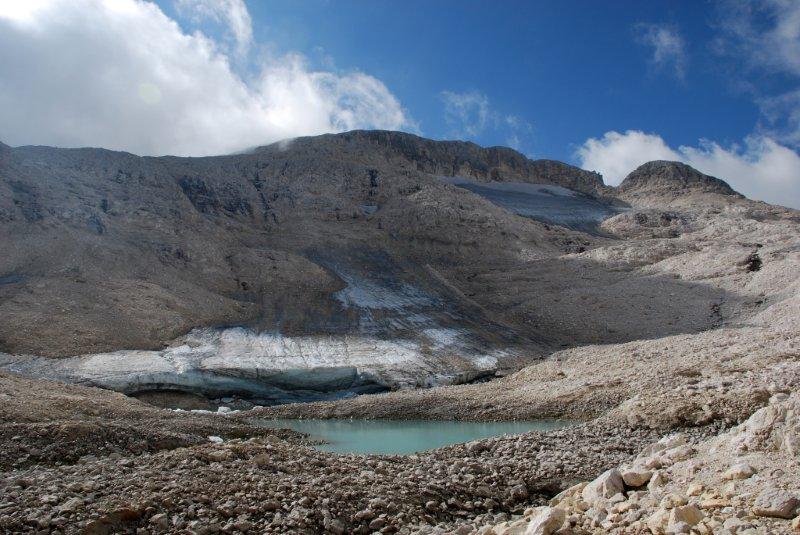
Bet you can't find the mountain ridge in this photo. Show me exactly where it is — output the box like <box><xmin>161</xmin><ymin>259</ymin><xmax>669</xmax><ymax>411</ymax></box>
<box><xmin>3</xmin><ymin>132</ymin><xmax>745</xmax><ymax>205</ymax></box>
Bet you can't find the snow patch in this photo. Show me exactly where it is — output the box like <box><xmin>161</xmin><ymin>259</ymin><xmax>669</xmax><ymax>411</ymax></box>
<box><xmin>0</xmin><ymin>326</ymin><xmax>517</xmax><ymax>403</ymax></box>
<box><xmin>437</xmin><ymin>176</ymin><xmax>622</xmax><ymax>233</ymax></box>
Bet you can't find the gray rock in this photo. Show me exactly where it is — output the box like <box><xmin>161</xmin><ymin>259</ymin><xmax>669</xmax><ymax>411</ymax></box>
<box><xmin>621</xmin><ymin>467</ymin><xmax>653</xmax><ymax>487</ymax></box>
<box><xmin>149</xmin><ymin>513</ymin><xmax>169</xmax><ymax>529</ymax></box>
<box><xmin>752</xmin><ymin>487</ymin><xmax>799</xmax><ymax>519</ymax></box>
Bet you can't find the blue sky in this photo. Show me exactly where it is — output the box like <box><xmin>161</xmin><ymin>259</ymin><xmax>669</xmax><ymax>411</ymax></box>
<box><xmin>216</xmin><ymin>0</ymin><xmax>758</xmax><ymax>160</ymax></box>
<box><xmin>1</xmin><ymin>1</ymin><xmax>799</xmax><ymax>206</ymax></box>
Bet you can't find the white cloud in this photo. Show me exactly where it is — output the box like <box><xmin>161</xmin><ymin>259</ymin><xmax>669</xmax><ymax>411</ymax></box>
<box><xmin>440</xmin><ymin>90</ymin><xmax>491</xmax><ymax>139</ymax></box>
<box><xmin>439</xmin><ymin>90</ymin><xmax>534</xmax><ymax>154</ymax></box>
<box><xmin>577</xmin><ymin>130</ymin><xmax>800</xmax><ymax>209</ymax></box>
<box><xmin>714</xmin><ymin>1</ymin><xmax>800</xmax><ymax>148</ymax></box>
<box><xmin>175</xmin><ymin>0</ymin><xmax>253</xmax><ymax>57</ymax></box>
<box><xmin>759</xmin><ymin>89</ymin><xmax>800</xmax><ymax>147</ymax></box>
<box><xmin>0</xmin><ymin>0</ymin><xmax>409</xmax><ymax>156</ymax></box>
<box><xmin>715</xmin><ymin>0</ymin><xmax>800</xmax><ymax>77</ymax></box>
<box><xmin>577</xmin><ymin>131</ymin><xmax>679</xmax><ymax>184</ymax></box>
<box><xmin>634</xmin><ymin>23</ymin><xmax>687</xmax><ymax>81</ymax></box>
<box><xmin>503</xmin><ymin>115</ymin><xmax>533</xmax><ymax>151</ymax></box>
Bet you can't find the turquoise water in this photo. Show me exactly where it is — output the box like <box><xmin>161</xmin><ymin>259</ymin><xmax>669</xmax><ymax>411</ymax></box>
<box><xmin>258</xmin><ymin>419</ymin><xmax>573</xmax><ymax>455</ymax></box>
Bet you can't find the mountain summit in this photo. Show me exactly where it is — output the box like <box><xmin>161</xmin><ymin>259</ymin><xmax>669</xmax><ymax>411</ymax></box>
<box><xmin>618</xmin><ymin>160</ymin><xmax>740</xmax><ymax>198</ymax></box>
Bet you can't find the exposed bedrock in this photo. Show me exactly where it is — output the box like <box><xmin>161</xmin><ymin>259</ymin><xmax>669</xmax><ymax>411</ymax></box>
<box><xmin>0</xmin><ymin>130</ymin><xmax>616</xmax><ymax>358</ymax></box>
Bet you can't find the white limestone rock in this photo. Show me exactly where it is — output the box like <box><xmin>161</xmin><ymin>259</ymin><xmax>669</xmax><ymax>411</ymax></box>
<box><xmin>668</xmin><ymin>504</ymin><xmax>703</xmax><ymax>528</ymax></box>
<box><xmin>581</xmin><ymin>469</ymin><xmax>624</xmax><ymax>505</ymax></box>
<box><xmin>621</xmin><ymin>467</ymin><xmax>653</xmax><ymax>488</ymax></box>
<box><xmin>723</xmin><ymin>463</ymin><xmax>756</xmax><ymax>480</ymax></box>
<box><xmin>524</xmin><ymin>507</ymin><xmax>565</xmax><ymax>535</ymax></box>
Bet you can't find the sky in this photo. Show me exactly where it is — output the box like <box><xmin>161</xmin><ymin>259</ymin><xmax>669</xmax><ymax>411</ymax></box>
<box><xmin>0</xmin><ymin>1</ymin><xmax>799</xmax><ymax>208</ymax></box>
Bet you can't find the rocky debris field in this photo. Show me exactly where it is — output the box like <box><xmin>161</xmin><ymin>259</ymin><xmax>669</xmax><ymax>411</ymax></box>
<box><xmin>0</xmin><ymin>367</ymin><xmax>726</xmax><ymax>535</ymax></box>
<box><xmin>252</xmin><ymin>191</ymin><xmax>800</xmax><ymax>428</ymax></box>
<box><xmin>477</xmin><ymin>392</ymin><xmax>800</xmax><ymax>535</ymax></box>
<box><xmin>250</xmin><ymin>325</ymin><xmax>800</xmax><ymax>428</ymax></box>
<box><xmin>0</xmin><ymin>373</ymin><xmax>304</xmax><ymax>472</ymax></box>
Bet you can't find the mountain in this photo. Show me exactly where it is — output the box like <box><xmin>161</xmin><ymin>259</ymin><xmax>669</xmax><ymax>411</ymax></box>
<box><xmin>0</xmin><ymin>131</ymin><xmax>755</xmax><ymax>403</ymax></box>
<box><xmin>618</xmin><ymin>160</ymin><xmax>741</xmax><ymax>204</ymax></box>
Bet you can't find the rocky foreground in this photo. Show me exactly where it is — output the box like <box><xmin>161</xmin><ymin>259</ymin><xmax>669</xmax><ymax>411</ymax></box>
<box><xmin>480</xmin><ymin>391</ymin><xmax>800</xmax><ymax>535</ymax></box>
<box><xmin>0</xmin><ymin>370</ymin><xmax>722</xmax><ymax>535</ymax></box>
<box><xmin>1</xmin><ymin>368</ymin><xmax>798</xmax><ymax>534</ymax></box>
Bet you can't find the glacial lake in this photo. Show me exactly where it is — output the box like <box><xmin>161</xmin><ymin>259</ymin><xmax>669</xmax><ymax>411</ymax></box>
<box><xmin>258</xmin><ymin>419</ymin><xmax>573</xmax><ymax>455</ymax></box>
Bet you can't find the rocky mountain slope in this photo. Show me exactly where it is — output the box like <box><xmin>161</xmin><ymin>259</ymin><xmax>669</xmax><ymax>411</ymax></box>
<box><xmin>253</xmin><ymin>184</ymin><xmax>800</xmax><ymax>424</ymax></box>
<box><xmin>0</xmin><ymin>130</ymin><xmax>749</xmax><ymax>403</ymax></box>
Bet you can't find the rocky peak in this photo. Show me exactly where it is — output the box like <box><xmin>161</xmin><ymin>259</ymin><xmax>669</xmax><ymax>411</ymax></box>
<box><xmin>618</xmin><ymin>160</ymin><xmax>740</xmax><ymax>197</ymax></box>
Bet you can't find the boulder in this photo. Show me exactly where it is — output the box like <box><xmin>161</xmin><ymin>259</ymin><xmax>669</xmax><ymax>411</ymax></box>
<box><xmin>699</xmin><ymin>498</ymin><xmax>729</xmax><ymax>510</ymax></box>
<box><xmin>646</xmin><ymin>507</ymin><xmax>670</xmax><ymax>534</ymax></box>
<box><xmin>58</xmin><ymin>497</ymin><xmax>84</xmax><ymax>514</ymax></box>
<box><xmin>686</xmin><ymin>483</ymin><xmax>703</xmax><ymax>496</ymax></box>
<box><xmin>495</xmin><ymin>518</ymin><xmax>529</xmax><ymax>535</ymax></box>
<box><xmin>524</xmin><ymin>507</ymin><xmax>565</xmax><ymax>535</ymax></box>
<box><xmin>149</xmin><ymin>513</ymin><xmax>169</xmax><ymax>529</ymax></box>
<box><xmin>621</xmin><ymin>467</ymin><xmax>653</xmax><ymax>488</ymax></box>
<box><xmin>549</xmin><ymin>482</ymin><xmax>586</xmax><ymax>507</ymax></box>
<box><xmin>668</xmin><ymin>521</ymin><xmax>690</xmax><ymax>534</ymax></box>
<box><xmin>647</xmin><ymin>470</ymin><xmax>669</xmax><ymax>491</ymax></box>
<box><xmin>660</xmin><ymin>494</ymin><xmax>688</xmax><ymax>509</ymax></box>
<box><xmin>511</xmin><ymin>484</ymin><xmax>529</xmax><ymax>500</ymax></box>
<box><xmin>669</xmin><ymin>505</ymin><xmax>703</xmax><ymax>527</ymax></box>
<box><xmin>661</xmin><ymin>445</ymin><xmax>695</xmax><ymax>463</ymax></box>
<box><xmin>638</xmin><ymin>434</ymin><xmax>687</xmax><ymax>459</ymax></box>
<box><xmin>723</xmin><ymin>463</ymin><xmax>756</xmax><ymax>480</ymax></box>
<box><xmin>730</xmin><ymin>395</ymin><xmax>800</xmax><ymax>456</ymax></box>
<box><xmin>581</xmin><ymin>469</ymin><xmax>624</xmax><ymax>505</ymax></box>
<box><xmin>752</xmin><ymin>487</ymin><xmax>800</xmax><ymax>519</ymax></box>
<box><xmin>723</xmin><ymin>517</ymin><xmax>750</xmax><ymax>531</ymax></box>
